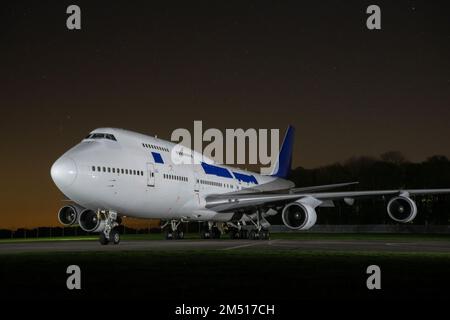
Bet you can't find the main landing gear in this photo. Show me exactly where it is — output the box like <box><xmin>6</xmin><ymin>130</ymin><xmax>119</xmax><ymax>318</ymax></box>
<box><xmin>227</xmin><ymin>209</ymin><xmax>271</xmax><ymax>240</ymax></box>
<box><xmin>98</xmin><ymin>211</ymin><xmax>121</xmax><ymax>245</ymax></box>
<box><xmin>161</xmin><ymin>219</ymin><xmax>185</xmax><ymax>240</ymax></box>
<box><xmin>199</xmin><ymin>222</ymin><xmax>221</xmax><ymax>239</ymax></box>
<box><xmin>227</xmin><ymin>225</ymin><xmax>270</xmax><ymax>240</ymax></box>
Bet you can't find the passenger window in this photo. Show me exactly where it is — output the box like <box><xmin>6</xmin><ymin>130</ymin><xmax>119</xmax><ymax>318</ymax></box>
<box><xmin>103</xmin><ymin>167</ymin><xmax>106</xmax><ymax>172</ymax></box>
<box><xmin>97</xmin><ymin>166</ymin><xmax>101</xmax><ymax>171</ymax></box>
<box><xmin>108</xmin><ymin>168</ymin><xmax>111</xmax><ymax>173</ymax></box>
<box><xmin>92</xmin><ymin>166</ymin><xmax>95</xmax><ymax>171</ymax></box>
<box><xmin>112</xmin><ymin>168</ymin><xmax>115</xmax><ymax>173</ymax></box>
<box><xmin>125</xmin><ymin>169</ymin><xmax>128</xmax><ymax>174</ymax></box>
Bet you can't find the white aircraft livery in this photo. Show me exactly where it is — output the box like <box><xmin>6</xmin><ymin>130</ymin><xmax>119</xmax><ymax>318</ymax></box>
<box><xmin>51</xmin><ymin>126</ymin><xmax>450</xmax><ymax>245</ymax></box>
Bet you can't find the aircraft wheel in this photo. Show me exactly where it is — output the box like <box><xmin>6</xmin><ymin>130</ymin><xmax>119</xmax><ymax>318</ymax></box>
<box><xmin>249</xmin><ymin>230</ymin><xmax>256</xmax><ymax>240</ymax></box>
<box><xmin>260</xmin><ymin>230</ymin><xmax>270</xmax><ymax>240</ymax></box>
<box><xmin>99</xmin><ymin>233</ymin><xmax>109</xmax><ymax>245</ymax></box>
<box><xmin>176</xmin><ymin>230</ymin><xmax>184</xmax><ymax>240</ymax></box>
<box><xmin>110</xmin><ymin>228</ymin><xmax>120</xmax><ymax>245</ymax></box>
<box><xmin>229</xmin><ymin>230</ymin><xmax>240</xmax><ymax>239</ymax></box>
<box><xmin>211</xmin><ymin>227</ymin><xmax>221</xmax><ymax>239</ymax></box>
<box><xmin>165</xmin><ymin>231</ymin><xmax>173</xmax><ymax>240</ymax></box>
<box><xmin>200</xmin><ymin>229</ymin><xmax>207</xmax><ymax>239</ymax></box>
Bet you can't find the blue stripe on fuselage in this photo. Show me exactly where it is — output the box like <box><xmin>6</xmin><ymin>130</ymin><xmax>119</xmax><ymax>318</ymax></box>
<box><xmin>201</xmin><ymin>162</ymin><xmax>233</xmax><ymax>178</ymax></box>
<box><xmin>233</xmin><ymin>172</ymin><xmax>258</xmax><ymax>184</ymax></box>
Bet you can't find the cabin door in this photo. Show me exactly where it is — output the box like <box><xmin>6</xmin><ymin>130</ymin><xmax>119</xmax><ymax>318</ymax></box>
<box><xmin>147</xmin><ymin>163</ymin><xmax>155</xmax><ymax>187</ymax></box>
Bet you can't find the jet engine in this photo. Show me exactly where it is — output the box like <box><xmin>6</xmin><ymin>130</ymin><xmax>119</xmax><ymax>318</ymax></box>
<box><xmin>79</xmin><ymin>209</ymin><xmax>106</xmax><ymax>232</ymax></box>
<box><xmin>281</xmin><ymin>201</ymin><xmax>317</xmax><ymax>230</ymax></box>
<box><xmin>58</xmin><ymin>204</ymin><xmax>84</xmax><ymax>226</ymax></box>
<box><xmin>387</xmin><ymin>196</ymin><xmax>417</xmax><ymax>223</ymax></box>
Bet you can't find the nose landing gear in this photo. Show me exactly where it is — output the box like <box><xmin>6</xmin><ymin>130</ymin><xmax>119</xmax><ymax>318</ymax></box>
<box><xmin>98</xmin><ymin>211</ymin><xmax>121</xmax><ymax>245</ymax></box>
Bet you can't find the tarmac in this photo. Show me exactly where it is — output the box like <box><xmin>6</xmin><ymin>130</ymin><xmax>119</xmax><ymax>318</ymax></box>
<box><xmin>1</xmin><ymin>239</ymin><xmax>450</xmax><ymax>254</ymax></box>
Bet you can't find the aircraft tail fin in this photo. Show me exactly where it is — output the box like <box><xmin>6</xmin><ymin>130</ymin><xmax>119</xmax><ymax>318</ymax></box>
<box><xmin>270</xmin><ymin>125</ymin><xmax>295</xmax><ymax>178</ymax></box>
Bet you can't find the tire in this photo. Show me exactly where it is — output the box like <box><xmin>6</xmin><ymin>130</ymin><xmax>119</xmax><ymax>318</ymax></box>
<box><xmin>211</xmin><ymin>227</ymin><xmax>221</xmax><ymax>239</ymax></box>
<box><xmin>165</xmin><ymin>231</ymin><xmax>173</xmax><ymax>240</ymax></box>
<box><xmin>99</xmin><ymin>233</ymin><xmax>109</xmax><ymax>245</ymax></box>
<box><xmin>259</xmin><ymin>230</ymin><xmax>267</xmax><ymax>240</ymax></box>
<box><xmin>230</xmin><ymin>230</ymin><xmax>240</xmax><ymax>239</ymax></box>
<box><xmin>110</xmin><ymin>228</ymin><xmax>120</xmax><ymax>245</ymax></box>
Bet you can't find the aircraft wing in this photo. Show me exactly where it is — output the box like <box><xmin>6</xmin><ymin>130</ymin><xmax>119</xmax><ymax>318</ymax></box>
<box><xmin>205</xmin><ymin>188</ymin><xmax>450</xmax><ymax>212</ymax></box>
<box><xmin>290</xmin><ymin>182</ymin><xmax>359</xmax><ymax>193</ymax></box>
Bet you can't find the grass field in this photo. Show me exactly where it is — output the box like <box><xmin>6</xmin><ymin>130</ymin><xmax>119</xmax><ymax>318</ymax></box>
<box><xmin>0</xmin><ymin>233</ymin><xmax>449</xmax><ymax>302</ymax></box>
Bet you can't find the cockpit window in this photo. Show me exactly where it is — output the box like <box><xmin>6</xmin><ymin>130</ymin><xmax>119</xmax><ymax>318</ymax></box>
<box><xmin>85</xmin><ymin>133</ymin><xmax>117</xmax><ymax>141</ymax></box>
<box><xmin>105</xmin><ymin>134</ymin><xmax>117</xmax><ymax>141</ymax></box>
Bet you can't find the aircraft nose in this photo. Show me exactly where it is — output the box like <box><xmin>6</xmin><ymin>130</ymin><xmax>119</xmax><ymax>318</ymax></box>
<box><xmin>50</xmin><ymin>156</ymin><xmax>78</xmax><ymax>188</ymax></box>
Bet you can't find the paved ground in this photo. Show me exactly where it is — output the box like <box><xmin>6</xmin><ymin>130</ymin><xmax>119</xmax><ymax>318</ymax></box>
<box><xmin>1</xmin><ymin>239</ymin><xmax>450</xmax><ymax>254</ymax></box>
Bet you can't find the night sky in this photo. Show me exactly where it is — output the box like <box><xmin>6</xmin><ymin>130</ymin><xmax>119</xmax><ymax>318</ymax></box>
<box><xmin>1</xmin><ymin>1</ymin><xmax>449</xmax><ymax>228</ymax></box>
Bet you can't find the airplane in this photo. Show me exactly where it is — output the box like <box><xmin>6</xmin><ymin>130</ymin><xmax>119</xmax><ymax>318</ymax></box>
<box><xmin>50</xmin><ymin>126</ymin><xmax>450</xmax><ymax>245</ymax></box>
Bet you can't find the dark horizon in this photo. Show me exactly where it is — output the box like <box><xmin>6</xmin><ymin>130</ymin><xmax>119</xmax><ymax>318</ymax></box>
<box><xmin>1</xmin><ymin>1</ymin><xmax>449</xmax><ymax>228</ymax></box>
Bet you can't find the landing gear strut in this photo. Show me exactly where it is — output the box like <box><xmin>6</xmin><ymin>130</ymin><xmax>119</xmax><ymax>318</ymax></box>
<box><xmin>98</xmin><ymin>210</ymin><xmax>121</xmax><ymax>245</ymax></box>
<box><xmin>162</xmin><ymin>220</ymin><xmax>184</xmax><ymax>240</ymax></box>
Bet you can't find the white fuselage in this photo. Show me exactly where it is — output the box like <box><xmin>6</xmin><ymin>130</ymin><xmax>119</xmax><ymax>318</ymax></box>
<box><xmin>51</xmin><ymin>128</ymin><xmax>288</xmax><ymax>222</ymax></box>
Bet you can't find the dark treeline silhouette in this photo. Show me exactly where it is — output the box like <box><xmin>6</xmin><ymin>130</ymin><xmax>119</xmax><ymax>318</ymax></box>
<box><xmin>274</xmin><ymin>152</ymin><xmax>450</xmax><ymax>225</ymax></box>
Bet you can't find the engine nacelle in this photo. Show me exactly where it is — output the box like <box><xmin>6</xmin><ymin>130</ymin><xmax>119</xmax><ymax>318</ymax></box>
<box><xmin>79</xmin><ymin>209</ymin><xmax>106</xmax><ymax>232</ymax></box>
<box><xmin>281</xmin><ymin>201</ymin><xmax>317</xmax><ymax>230</ymax></box>
<box><xmin>58</xmin><ymin>204</ymin><xmax>84</xmax><ymax>226</ymax></box>
<box><xmin>387</xmin><ymin>196</ymin><xmax>417</xmax><ymax>223</ymax></box>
